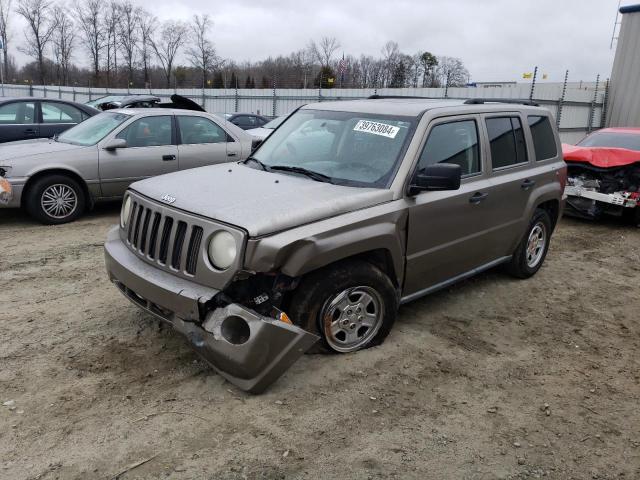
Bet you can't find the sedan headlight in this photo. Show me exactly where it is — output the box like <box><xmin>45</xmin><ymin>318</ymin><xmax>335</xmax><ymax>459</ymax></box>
<box><xmin>120</xmin><ymin>195</ymin><xmax>132</xmax><ymax>228</ymax></box>
<box><xmin>208</xmin><ymin>230</ymin><xmax>237</xmax><ymax>270</ymax></box>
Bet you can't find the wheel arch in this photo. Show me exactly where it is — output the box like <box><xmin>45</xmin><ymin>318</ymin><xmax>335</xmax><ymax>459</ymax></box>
<box><xmin>23</xmin><ymin>168</ymin><xmax>92</xmax><ymax>209</ymax></box>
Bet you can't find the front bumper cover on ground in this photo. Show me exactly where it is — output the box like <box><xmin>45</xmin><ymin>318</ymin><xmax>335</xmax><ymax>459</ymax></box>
<box><xmin>104</xmin><ymin>227</ymin><xmax>318</xmax><ymax>393</ymax></box>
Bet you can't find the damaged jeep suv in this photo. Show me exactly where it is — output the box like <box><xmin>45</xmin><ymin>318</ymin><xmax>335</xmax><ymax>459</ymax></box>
<box><xmin>104</xmin><ymin>97</ymin><xmax>566</xmax><ymax>393</ymax></box>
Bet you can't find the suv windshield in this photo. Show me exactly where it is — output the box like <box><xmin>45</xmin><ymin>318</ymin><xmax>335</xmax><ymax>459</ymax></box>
<box><xmin>577</xmin><ymin>131</ymin><xmax>640</xmax><ymax>151</ymax></box>
<box><xmin>251</xmin><ymin>109</ymin><xmax>415</xmax><ymax>187</ymax></box>
<box><xmin>57</xmin><ymin>112</ymin><xmax>132</xmax><ymax>146</ymax></box>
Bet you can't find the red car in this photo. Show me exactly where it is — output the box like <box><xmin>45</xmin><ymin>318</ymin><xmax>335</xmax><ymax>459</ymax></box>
<box><xmin>563</xmin><ymin>127</ymin><xmax>640</xmax><ymax>225</ymax></box>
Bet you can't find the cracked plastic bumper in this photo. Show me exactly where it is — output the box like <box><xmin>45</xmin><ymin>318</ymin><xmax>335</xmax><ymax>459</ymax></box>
<box><xmin>104</xmin><ymin>226</ymin><xmax>318</xmax><ymax>393</ymax></box>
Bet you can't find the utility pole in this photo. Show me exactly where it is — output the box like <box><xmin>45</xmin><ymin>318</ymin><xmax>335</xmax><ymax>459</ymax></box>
<box><xmin>0</xmin><ymin>38</ymin><xmax>4</xmax><ymax>96</ymax></box>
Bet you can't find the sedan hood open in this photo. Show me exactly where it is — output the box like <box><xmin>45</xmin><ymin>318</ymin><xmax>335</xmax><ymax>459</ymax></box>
<box><xmin>130</xmin><ymin>163</ymin><xmax>394</xmax><ymax>237</ymax></box>
<box><xmin>0</xmin><ymin>138</ymin><xmax>86</xmax><ymax>163</ymax></box>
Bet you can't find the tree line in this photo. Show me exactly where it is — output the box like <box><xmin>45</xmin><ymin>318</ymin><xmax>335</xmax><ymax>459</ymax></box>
<box><xmin>0</xmin><ymin>0</ymin><xmax>470</xmax><ymax>89</ymax></box>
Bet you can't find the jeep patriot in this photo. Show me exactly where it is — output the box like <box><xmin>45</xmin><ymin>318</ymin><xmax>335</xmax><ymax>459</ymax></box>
<box><xmin>104</xmin><ymin>97</ymin><xmax>566</xmax><ymax>392</ymax></box>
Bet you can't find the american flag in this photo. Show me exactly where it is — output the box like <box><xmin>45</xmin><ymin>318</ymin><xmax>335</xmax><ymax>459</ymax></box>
<box><xmin>338</xmin><ymin>54</ymin><xmax>346</xmax><ymax>74</ymax></box>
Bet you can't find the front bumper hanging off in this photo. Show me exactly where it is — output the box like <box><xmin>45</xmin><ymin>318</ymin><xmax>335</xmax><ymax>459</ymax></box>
<box><xmin>104</xmin><ymin>227</ymin><xmax>318</xmax><ymax>393</ymax></box>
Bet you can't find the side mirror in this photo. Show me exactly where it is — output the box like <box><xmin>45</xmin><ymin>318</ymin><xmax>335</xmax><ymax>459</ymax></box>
<box><xmin>408</xmin><ymin>163</ymin><xmax>462</xmax><ymax>195</ymax></box>
<box><xmin>104</xmin><ymin>138</ymin><xmax>127</xmax><ymax>150</ymax></box>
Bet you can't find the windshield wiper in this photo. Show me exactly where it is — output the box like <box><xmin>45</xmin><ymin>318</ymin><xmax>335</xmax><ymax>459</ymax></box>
<box><xmin>243</xmin><ymin>156</ymin><xmax>268</xmax><ymax>171</ymax></box>
<box><xmin>269</xmin><ymin>165</ymin><xmax>334</xmax><ymax>183</ymax></box>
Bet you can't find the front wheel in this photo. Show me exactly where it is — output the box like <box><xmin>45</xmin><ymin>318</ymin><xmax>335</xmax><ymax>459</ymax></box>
<box><xmin>288</xmin><ymin>260</ymin><xmax>399</xmax><ymax>353</ymax></box>
<box><xmin>506</xmin><ymin>208</ymin><xmax>552</xmax><ymax>279</ymax></box>
<box><xmin>25</xmin><ymin>174</ymin><xmax>86</xmax><ymax>225</ymax></box>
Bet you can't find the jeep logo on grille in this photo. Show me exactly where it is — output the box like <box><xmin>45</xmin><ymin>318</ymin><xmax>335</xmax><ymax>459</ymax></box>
<box><xmin>161</xmin><ymin>194</ymin><xmax>176</xmax><ymax>204</ymax></box>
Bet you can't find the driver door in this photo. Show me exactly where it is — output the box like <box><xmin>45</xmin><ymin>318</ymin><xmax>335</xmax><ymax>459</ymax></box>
<box><xmin>98</xmin><ymin>115</ymin><xmax>179</xmax><ymax>197</ymax></box>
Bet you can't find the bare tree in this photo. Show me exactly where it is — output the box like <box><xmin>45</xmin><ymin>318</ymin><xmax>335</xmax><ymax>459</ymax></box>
<box><xmin>436</xmin><ymin>55</ymin><xmax>469</xmax><ymax>87</ymax></box>
<box><xmin>381</xmin><ymin>41</ymin><xmax>399</xmax><ymax>87</ymax></box>
<box><xmin>117</xmin><ymin>0</ymin><xmax>139</xmax><ymax>87</ymax></box>
<box><xmin>16</xmin><ymin>0</ymin><xmax>56</xmax><ymax>84</ymax></box>
<box><xmin>52</xmin><ymin>5</ymin><xmax>75</xmax><ymax>85</ymax></box>
<box><xmin>74</xmin><ymin>0</ymin><xmax>104</xmax><ymax>84</ymax></box>
<box><xmin>309</xmin><ymin>36</ymin><xmax>339</xmax><ymax>68</ymax></box>
<box><xmin>0</xmin><ymin>0</ymin><xmax>11</xmax><ymax>79</ymax></box>
<box><xmin>137</xmin><ymin>8</ymin><xmax>155</xmax><ymax>87</ymax></box>
<box><xmin>186</xmin><ymin>14</ymin><xmax>217</xmax><ymax>89</ymax></box>
<box><xmin>103</xmin><ymin>0</ymin><xmax>119</xmax><ymax>86</ymax></box>
<box><xmin>151</xmin><ymin>19</ymin><xmax>187</xmax><ymax>87</ymax></box>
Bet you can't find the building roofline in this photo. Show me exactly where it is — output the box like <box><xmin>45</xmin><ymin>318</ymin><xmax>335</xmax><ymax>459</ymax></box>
<box><xmin>620</xmin><ymin>4</ymin><xmax>640</xmax><ymax>14</ymax></box>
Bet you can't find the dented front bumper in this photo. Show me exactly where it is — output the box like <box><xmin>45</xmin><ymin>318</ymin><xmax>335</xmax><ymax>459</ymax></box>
<box><xmin>104</xmin><ymin>227</ymin><xmax>318</xmax><ymax>393</ymax></box>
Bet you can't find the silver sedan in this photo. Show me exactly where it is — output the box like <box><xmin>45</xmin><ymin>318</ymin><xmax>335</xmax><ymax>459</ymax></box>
<box><xmin>0</xmin><ymin>109</ymin><xmax>253</xmax><ymax>223</ymax></box>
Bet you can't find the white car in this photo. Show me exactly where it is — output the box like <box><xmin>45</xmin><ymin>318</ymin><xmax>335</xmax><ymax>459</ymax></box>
<box><xmin>246</xmin><ymin>116</ymin><xmax>286</xmax><ymax>141</ymax></box>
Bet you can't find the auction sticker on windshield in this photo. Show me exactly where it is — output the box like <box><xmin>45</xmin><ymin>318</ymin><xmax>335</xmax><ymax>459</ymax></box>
<box><xmin>353</xmin><ymin>120</ymin><xmax>400</xmax><ymax>139</ymax></box>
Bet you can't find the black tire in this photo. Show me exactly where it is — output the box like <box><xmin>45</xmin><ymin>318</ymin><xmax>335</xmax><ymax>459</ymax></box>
<box><xmin>506</xmin><ymin>208</ymin><xmax>552</xmax><ymax>279</ymax></box>
<box><xmin>288</xmin><ymin>260</ymin><xmax>399</xmax><ymax>353</ymax></box>
<box><xmin>25</xmin><ymin>174</ymin><xmax>86</xmax><ymax>225</ymax></box>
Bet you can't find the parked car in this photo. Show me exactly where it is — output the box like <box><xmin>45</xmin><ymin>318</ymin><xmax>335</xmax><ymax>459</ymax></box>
<box><xmin>104</xmin><ymin>97</ymin><xmax>565</xmax><ymax>393</ymax></box>
<box><xmin>246</xmin><ymin>115</ymin><xmax>286</xmax><ymax>141</ymax></box>
<box><xmin>0</xmin><ymin>97</ymin><xmax>99</xmax><ymax>143</ymax></box>
<box><xmin>0</xmin><ymin>109</ymin><xmax>252</xmax><ymax>224</ymax></box>
<box><xmin>87</xmin><ymin>94</ymin><xmax>205</xmax><ymax>112</ymax></box>
<box><xmin>563</xmin><ymin>127</ymin><xmax>640</xmax><ymax>225</ymax></box>
<box><xmin>224</xmin><ymin>113</ymin><xmax>270</xmax><ymax>130</ymax></box>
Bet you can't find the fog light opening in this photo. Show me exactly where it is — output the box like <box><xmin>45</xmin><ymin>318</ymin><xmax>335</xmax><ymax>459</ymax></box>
<box><xmin>220</xmin><ymin>315</ymin><xmax>251</xmax><ymax>345</ymax></box>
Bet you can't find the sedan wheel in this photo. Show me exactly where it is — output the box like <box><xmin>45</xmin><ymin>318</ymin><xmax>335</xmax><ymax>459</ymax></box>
<box><xmin>40</xmin><ymin>184</ymin><xmax>78</xmax><ymax>219</ymax></box>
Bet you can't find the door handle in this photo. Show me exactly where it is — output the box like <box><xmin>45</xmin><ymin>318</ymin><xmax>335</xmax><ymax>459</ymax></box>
<box><xmin>521</xmin><ymin>179</ymin><xmax>536</xmax><ymax>189</ymax></box>
<box><xmin>162</xmin><ymin>154</ymin><xmax>176</xmax><ymax>161</ymax></box>
<box><xmin>469</xmin><ymin>192</ymin><xmax>489</xmax><ymax>204</ymax></box>
<box><xmin>227</xmin><ymin>152</ymin><xmax>238</xmax><ymax>157</ymax></box>
<box><xmin>24</xmin><ymin>129</ymin><xmax>37</xmax><ymax>135</ymax></box>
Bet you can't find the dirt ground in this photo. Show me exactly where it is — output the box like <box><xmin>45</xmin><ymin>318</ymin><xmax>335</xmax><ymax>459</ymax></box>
<box><xmin>1</xmin><ymin>204</ymin><xmax>639</xmax><ymax>480</ymax></box>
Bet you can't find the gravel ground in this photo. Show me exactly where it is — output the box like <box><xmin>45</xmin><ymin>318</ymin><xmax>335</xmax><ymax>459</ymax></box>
<box><xmin>1</xmin><ymin>204</ymin><xmax>639</xmax><ymax>480</ymax></box>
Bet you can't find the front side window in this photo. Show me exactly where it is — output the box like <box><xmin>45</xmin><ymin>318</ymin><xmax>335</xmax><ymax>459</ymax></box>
<box><xmin>528</xmin><ymin>115</ymin><xmax>557</xmax><ymax>160</ymax></box>
<box><xmin>41</xmin><ymin>102</ymin><xmax>85</xmax><ymax>124</ymax></box>
<box><xmin>417</xmin><ymin>119</ymin><xmax>480</xmax><ymax>176</ymax></box>
<box><xmin>0</xmin><ymin>101</ymin><xmax>36</xmax><ymax>124</ymax></box>
<box><xmin>178</xmin><ymin>116</ymin><xmax>227</xmax><ymax>144</ymax></box>
<box><xmin>252</xmin><ymin>109</ymin><xmax>415</xmax><ymax>187</ymax></box>
<box><xmin>116</xmin><ymin>116</ymin><xmax>173</xmax><ymax>147</ymax></box>
<box><xmin>57</xmin><ymin>112</ymin><xmax>131</xmax><ymax>146</ymax></box>
<box><xmin>486</xmin><ymin>116</ymin><xmax>528</xmax><ymax>169</ymax></box>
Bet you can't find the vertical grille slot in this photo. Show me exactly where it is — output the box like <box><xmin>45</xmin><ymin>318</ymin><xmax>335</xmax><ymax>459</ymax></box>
<box><xmin>171</xmin><ymin>221</ymin><xmax>188</xmax><ymax>270</ymax></box>
<box><xmin>158</xmin><ymin>217</ymin><xmax>174</xmax><ymax>264</ymax></box>
<box><xmin>147</xmin><ymin>212</ymin><xmax>161</xmax><ymax>259</ymax></box>
<box><xmin>132</xmin><ymin>206</ymin><xmax>144</xmax><ymax>248</ymax></box>
<box><xmin>139</xmin><ymin>209</ymin><xmax>152</xmax><ymax>254</ymax></box>
<box><xmin>185</xmin><ymin>226</ymin><xmax>203</xmax><ymax>275</ymax></box>
<box><xmin>127</xmin><ymin>202</ymin><xmax>138</xmax><ymax>243</ymax></box>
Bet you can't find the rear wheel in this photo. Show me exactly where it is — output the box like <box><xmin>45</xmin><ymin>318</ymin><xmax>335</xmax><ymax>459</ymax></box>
<box><xmin>25</xmin><ymin>174</ymin><xmax>86</xmax><ymax>225</ymax></box>
<box><xmin>506</xmin><ymin>208</ymin><xmax>552</xmax><ymax>278</ymax></box>
<box><xmin>288</xmin><ymin>260</ymin><xmax>398</xmax><ymax>353</ymax></box>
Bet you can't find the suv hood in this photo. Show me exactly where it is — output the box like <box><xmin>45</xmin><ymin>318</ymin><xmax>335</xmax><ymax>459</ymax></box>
<box><xmin>130</xmin><ymin>163</ymin><xmax>394</xmax><ymax>237</ymax></box>
<box><xmin>0</xmin><ymin>138</ymin><xmax>86</xmax><ymax>163</ymax></box>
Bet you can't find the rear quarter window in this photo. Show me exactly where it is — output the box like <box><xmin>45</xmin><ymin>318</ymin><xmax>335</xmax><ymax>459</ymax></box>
<box><xmin>527</xmin><ymin>116</ymin><xmax>557</xmax><ymax>161</ymax></box>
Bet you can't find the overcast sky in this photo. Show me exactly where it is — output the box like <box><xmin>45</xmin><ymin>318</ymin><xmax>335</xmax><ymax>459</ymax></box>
<box><xmin>7</xmin><ymin>0</ymin><xmax>631</xmax><ymax>82</ymax></box>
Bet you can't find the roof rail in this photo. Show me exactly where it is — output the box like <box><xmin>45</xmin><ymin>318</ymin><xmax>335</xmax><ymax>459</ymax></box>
<box><xmin>367</xmin><ymin>95</ymin><xmax>434</xmax><ymax>100</ymax></box>
<box><xmin>463</xmin><ymin>98</ymin><xmax>540</xmax><ymax>107</ymax></box>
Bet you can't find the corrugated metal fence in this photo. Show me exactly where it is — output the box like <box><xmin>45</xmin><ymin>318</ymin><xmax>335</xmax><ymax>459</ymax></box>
<box><xmin>0</xmin><ymin>82</ymin><xmax>606</xmax><ymax>143</ymax></box>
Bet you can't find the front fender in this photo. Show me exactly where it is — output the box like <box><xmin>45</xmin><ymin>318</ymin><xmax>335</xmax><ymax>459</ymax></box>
<box><xmin>244</xmin><ymin>201</ymin><xmax>408</xmax><ymax>285</ymax></box>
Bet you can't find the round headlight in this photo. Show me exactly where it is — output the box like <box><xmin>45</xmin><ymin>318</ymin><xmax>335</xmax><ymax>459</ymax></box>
<box><xmin>120</xmin><ymin>196</ymin><xmax>132</xmax><ymax>228</ymax></box>
<box><xmin>208</xmin><ymin>230</ymin><xmax>237</xmax><ymax>270</ymax></box>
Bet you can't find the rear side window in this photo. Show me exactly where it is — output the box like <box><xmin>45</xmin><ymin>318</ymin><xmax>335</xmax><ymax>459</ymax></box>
<box><xmin>486</xmin><ymin>117</ymin><xmax>528</xmax><ymax>169</ymax></box>
<box><xmin>177</xmin><ymin>116</ymin><xmax>228</xmax><ymax>144</ymax></box>
<box><xmin>527</xmin><ymin>115</ymin><xmax>557</xmax><ymax>160</ymax></box>
<box><xmin>417</xmin><ymin>120</ymin><xmax>480</xmax><ymax>176</ymax></box>
<box><xmin>41</xmin><ymin>101</ymin><xmax>85</xmax><ymax>124</ymax></box>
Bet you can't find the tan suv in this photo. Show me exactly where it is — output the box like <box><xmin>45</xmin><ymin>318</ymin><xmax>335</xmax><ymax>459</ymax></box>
<box><xmin>104</xmin><ymin>97</ymin><xmax>566</xmax><ymax>393</ymax></box>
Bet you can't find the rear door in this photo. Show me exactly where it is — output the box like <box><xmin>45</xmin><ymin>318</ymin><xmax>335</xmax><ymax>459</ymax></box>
<box><xmin>404</xmin><ymin>115</ymin><xmax>498</xmax><ymax>297</ymax></box>
<box><xmin>39</xmin><ymin>101</ymin><xmax>89</xmax><ymax>138</ymax></box>
<box><xmin>176</xmin><ymin>114</ymin><xmax>240</xmax><ymax>169</ymax></box>
<box><xmin>98</xmin><ymin>114</ymin><xmax>179</xmax><ymax>197</ymax></box>
<box><xmin>480</xmin><ymin>114</ymin><xmax>536</xmax><ymax>255</ymax></box>
<box><xmin>0</xmin><ymin>100</ymin><xmax>38</xmax><ymax>142</ymax></box>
